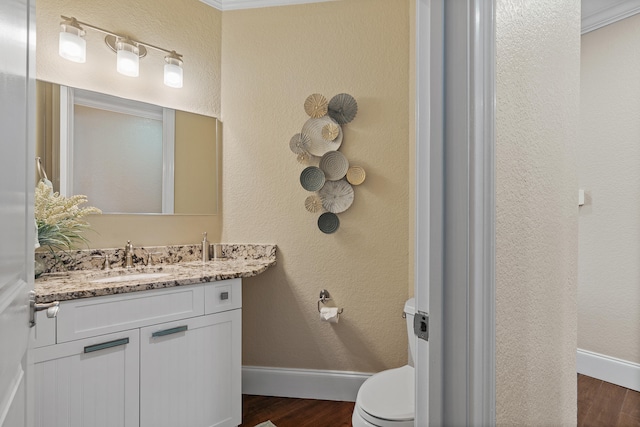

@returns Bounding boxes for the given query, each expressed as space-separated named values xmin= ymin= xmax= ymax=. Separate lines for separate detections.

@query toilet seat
xmin=353 ymin=365 xmax=414 ymax=427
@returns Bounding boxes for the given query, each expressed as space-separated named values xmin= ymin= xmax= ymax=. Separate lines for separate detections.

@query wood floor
xmin=240 ymin=375 xmax=640 ymax=427
xmin=578 ymin=374 xmax=640 ymax=427
xmin=240 ymin=395 xmax=354 ymax=427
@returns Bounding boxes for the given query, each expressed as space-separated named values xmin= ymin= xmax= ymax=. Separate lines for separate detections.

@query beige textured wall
xmin=36 ymin=0 xmax=222 ymax=248
xmin=174 ymin=111 xmax=219 ymax=215
xmin=221 ymin=0 xmax=411 ymax=372
xmin=579 ymin=14 xmax=640 ymax=364
xmin=496 ymin=0 xmax=580 ymax=425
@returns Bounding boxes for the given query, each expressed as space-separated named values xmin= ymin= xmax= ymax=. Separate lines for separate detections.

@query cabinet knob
xmin=220 ymin=292 xmax=229 ymax=300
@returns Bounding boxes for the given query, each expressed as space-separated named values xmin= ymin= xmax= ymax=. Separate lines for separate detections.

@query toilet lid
xmin=357 ymin=365 xmax=414 ymax=421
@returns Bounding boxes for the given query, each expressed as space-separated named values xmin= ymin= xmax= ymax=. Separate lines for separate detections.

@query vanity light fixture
xmin=58 ymin=17 xmax=86 ymax=63
xmin=58 ymin=16 xmax=184 ymax=88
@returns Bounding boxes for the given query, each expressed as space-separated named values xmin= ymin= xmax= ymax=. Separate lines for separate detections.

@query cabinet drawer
xmin=204 ymin=278 xmax=241 ymax=314
xmin=56 ymin=285 xmax=205 ymax=343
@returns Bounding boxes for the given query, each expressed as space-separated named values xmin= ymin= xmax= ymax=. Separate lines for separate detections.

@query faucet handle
xmin=91 ymin=254 xmax=111 ymax=270
xmin=145 ymin=252 xmax=162 ymax=266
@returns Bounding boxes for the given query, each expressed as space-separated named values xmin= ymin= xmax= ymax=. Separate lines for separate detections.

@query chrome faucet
xmin=124 ymin=240 xmax=134 ymax=268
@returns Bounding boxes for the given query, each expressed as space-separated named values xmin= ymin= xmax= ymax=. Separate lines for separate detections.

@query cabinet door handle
xmin=152 ymin=325 xmax=188 ymax=338
xmin=220 ymin=291 xmax=229 ymax=300
xmin=84 ymin=338 xmax=130 ymax=353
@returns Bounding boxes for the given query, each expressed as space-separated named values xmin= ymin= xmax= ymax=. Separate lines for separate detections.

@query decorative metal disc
xmin=297 ymin=152 xmax=311 ymax=165
xmin=301 ymin=116 xmax=343 ymax=156
xmin=319 ymin=151 xmax=349 ymax=181
xmin=328 ymin=93 xmax=358 ymax=124
xmin=304 ymin=195 xmax=322 ymax=213
xmin=300 ymin=166 xmax=326 ymax=192
xmin=289 ymin=133 xmax=311 ymax=155
xmin=319 ymin=179 xmax=354 ymax=213
xmin=304 ymin=93 xmax=328 ymax=118
xmin=318 ymin=212 xmax=340 ymax=234
xmin=346 ymin=165 xmax=366 ymax=185
xmin=321 ymin=123 xmax=340 ymax=141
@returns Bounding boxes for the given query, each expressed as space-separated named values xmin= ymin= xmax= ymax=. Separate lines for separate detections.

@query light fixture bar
xmin=60 ymin=16 xmax=183 ymax=58
xmin=59 ymin=15 xmax=184 ymax=88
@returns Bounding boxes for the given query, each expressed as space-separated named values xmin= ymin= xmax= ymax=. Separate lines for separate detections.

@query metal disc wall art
xmin=301 ymin=116 xmax=343 ymax=156
xmin=319 ymin=151 xmax=349 ymax=181
xmin=328 ymin=93 xmax=358 ymax=124
xmin=300 ymin=166 xmax=326 ymax=192
xmin=305 ymin=195 xmax=322 ymax=213
xmin=318 ymin=180 xmax=354 ymax=214
xmin=318 ymin=212 xmax=340 ymax=234
xmin=300 ymin=166 xmax=325 ymax=191
xmin=304 ymin=93 xmax=329 ymax=118
xmin=346 ymin=165 xmax=366 ymax=185
xmin=322 ymin=123 xmax=340 ymax=141
xmin=288 ymin=92 xmax=364 ymax=233
xmin=289 ymin=133 xmax=311 ymax=155
xmin=297 ymin=152 xmax=311 ymax=165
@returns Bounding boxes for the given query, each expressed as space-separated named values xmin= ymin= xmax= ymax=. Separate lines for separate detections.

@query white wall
xmin=496 ymin=0 xmax=580 ymax=425
xmin=579 ymin=14 xmax=640 ymax=366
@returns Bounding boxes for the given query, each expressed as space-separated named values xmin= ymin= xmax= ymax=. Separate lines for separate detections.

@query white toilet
xmin=352 ymin=298 xmax=416 ymax=427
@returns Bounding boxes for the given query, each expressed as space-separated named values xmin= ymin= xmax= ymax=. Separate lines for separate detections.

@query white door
xmin=414 ymin=0 xmax=436 ymax=424
xmin=415 ymin=1 xmax=495 ymax=425
xmin=0 ymin=0 xmax=36 ymax=426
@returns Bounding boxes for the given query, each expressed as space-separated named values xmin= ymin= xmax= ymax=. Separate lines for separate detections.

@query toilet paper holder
xmin=317 ymin=289 xmax=344 ymax=314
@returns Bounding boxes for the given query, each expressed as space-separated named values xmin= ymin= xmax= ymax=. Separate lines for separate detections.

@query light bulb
xmin=164 ymin=63 xmax=183 ymax=88
xmin=164 ymin=52 xmax=183 ymax=88
xmin=116 ymin=38 xmax=139 ymax=77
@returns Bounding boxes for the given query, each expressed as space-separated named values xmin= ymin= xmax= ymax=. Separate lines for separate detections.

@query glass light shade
xmin=116 ymin=40 xmax=139 ymax=77
xmin=59 ymin=31 xmax=86 ymax=63
xmin=164 ymin=63 xmax=183 ymax=88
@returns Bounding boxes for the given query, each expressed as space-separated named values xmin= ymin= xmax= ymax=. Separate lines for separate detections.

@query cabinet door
xmin=33 ymin=329 xmax=140 ymax=427
xmin=140 ymin=310 xmax=241 ymax=427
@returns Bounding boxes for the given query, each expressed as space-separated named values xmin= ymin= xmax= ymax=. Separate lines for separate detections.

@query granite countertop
xmin=35 ymin=244 xmax=276 ymax=304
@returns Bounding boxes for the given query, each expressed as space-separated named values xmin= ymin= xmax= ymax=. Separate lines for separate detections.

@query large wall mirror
xmin=36 ymin=81 xmax=219 ymax=215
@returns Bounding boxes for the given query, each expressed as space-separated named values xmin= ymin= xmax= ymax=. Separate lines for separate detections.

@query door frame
xmin=414 ymin=0 xmax=496 ymax=425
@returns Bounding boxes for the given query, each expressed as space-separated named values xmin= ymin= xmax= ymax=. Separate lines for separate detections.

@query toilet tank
xmin=404 ymin=298 xmax=416 ymax=365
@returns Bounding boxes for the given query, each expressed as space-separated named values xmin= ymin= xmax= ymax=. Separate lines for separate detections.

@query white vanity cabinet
xmin=139 ymin=310 xmax=241 ymax=427
xmin=33 ymin=278 xmax=242 ymax=427
xmin=33 ymin=329 xmax=140 ymax=427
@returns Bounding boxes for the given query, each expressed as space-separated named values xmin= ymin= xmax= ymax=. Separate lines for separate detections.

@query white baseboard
xmin=577 ymin=349 xmax=640 ymax=392
xmin=242 ymin=366 xmax=371 ymax=402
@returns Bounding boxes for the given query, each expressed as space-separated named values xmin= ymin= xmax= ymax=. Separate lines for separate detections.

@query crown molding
xmin=199 ymin=0 xmax=335 ymax=11
xmin=200 ymin=0 xmax=223 ymax=10
xmin=582 ymin=0 xmax=640 ymax=34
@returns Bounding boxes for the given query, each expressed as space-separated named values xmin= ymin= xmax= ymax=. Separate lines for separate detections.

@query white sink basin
xmin=90 ymin=272 xmax=171 ymax=284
